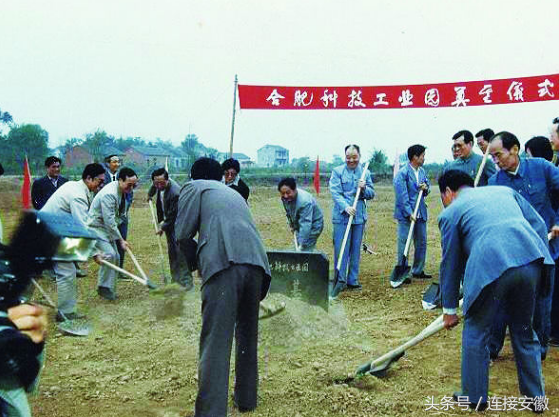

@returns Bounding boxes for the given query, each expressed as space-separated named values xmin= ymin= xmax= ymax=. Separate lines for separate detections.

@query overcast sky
xmin=1 ymin=1 xmax=557 ymax=164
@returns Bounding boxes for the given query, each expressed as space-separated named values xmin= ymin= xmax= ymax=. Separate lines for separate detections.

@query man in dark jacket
xmin=31 ymin=156 xmax=68 ymax=210
xmin=150 ymin=168 xmax=192 ymax=289
xmin=176 ymin=158 xmax=271 ymax=417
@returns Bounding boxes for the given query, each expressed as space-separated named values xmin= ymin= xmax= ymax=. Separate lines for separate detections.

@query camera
xmin=0 ymin=210 xmax=97 ymax=389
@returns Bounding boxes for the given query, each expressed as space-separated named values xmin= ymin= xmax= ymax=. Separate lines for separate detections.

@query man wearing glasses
xmin=102 ymin=154 xmax=133 ymax=272
xmin=89 ymin=167 xmax=138 ymax=301
xmin=40 ymin=163 xmax=106 ymax=321
xmin=444 ymin=130 xmax=496 ymax=186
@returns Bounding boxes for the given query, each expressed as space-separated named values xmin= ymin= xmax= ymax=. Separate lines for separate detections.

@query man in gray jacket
xmin=89 ymin=167 xmax=138 ymax=300
xmin=150 ymin=168 xmax=193 ymax=289
xmin=176 ymin=158 xmax=271 ymax=417
xmin=278 ymin=177 xmax=323 ymax=251
xmin=40 ymin=163 xmax=106 ymax=320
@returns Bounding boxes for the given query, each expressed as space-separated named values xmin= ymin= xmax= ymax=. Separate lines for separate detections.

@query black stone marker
xmin=266 ymin=250 xmax=329 ymax=311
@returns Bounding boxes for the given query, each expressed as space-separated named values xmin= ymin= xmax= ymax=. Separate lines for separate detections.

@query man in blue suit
xmin=443 ymin=130 xmax=496 ymax=186
xmin=488 ymin=131 xmax=559 ymax=360
xmin=439 ymin=170 xmax=552 ymax=410
xmin=329 ymin=145 xmax=375 ymax=296
xmin=392 ymin=144 xmax=431 ymax=288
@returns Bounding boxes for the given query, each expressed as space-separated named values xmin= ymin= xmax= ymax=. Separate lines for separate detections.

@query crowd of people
xmin=1 ymin=116 xmax=559 ymax=415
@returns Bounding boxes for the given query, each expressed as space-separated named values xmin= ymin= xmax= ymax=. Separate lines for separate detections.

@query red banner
xmin=238 ymin=73 xmax=559 ymax=110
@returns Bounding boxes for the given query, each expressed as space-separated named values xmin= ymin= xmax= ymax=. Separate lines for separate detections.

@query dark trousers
xmin=195 ymin=264 xmax=264 ymax=417
xmin=489 ymin=259 xmax=555 ymax=358
xmin=117 ymin=220 xmax=128 ymax=269
xmin=463 ymin=261 xmax=544 ymax=404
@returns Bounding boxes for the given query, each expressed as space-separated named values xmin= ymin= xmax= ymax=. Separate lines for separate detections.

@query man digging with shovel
xmin=40 ymin=163 xmax=106 ymax=322
xmin=176 ymin=158 xmax=271 ymax=417
xmin=149 ymin=168 xmax=193 ymax=290
xmin=437 ymin=170 xmax=552 ymax=412
xmin=278 ymin=177 xmax=324 ymax=252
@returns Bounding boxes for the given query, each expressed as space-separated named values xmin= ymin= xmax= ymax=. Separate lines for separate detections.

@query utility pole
xmin=229 ymin=74 xmax=238 ymax=158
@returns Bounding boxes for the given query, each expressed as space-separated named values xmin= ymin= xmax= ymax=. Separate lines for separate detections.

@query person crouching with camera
xmin=0 ymin=304 xmax=48 ymax=417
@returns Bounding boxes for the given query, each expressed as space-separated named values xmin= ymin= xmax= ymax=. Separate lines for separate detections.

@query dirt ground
xmin=1 ymin=178 xmax=558 ymax=416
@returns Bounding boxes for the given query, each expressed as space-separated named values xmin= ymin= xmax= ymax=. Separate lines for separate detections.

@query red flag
xmin=313 ymin=156 xmax=320 ymax=195
xmin=21 ymin=157 xmax=32 ymax=209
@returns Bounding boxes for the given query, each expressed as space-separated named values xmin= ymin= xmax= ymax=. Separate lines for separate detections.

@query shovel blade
xmin=368 ymin=351 xmax=405 ymax=377
xmin=58 ymin=320 xmax=92 ymax=337
xmin=390 ymin=263 xmax=411 ymax=286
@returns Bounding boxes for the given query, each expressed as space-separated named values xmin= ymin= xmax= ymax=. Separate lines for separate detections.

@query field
xmin=1 ymin=178 xmax=558 ymax=417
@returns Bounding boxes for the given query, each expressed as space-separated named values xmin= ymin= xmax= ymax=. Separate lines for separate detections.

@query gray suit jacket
xmin=438 ymin=186 xmax=554 ymax=316
xmin=176 ymin=180 xmax=271 ymax=296
xmin=155 ymin=179 xmax=181 ymax=233
xmin=88 ymin=181 xmax=123 ymax=241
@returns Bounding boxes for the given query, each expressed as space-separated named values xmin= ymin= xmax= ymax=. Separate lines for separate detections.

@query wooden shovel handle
xmin=336 ymin=161 xmax=370 ymax=271
xmin=125 ymin=246 xmax=150 ymax=283
xmin=99 ymin=258 xmax=147 ymax=285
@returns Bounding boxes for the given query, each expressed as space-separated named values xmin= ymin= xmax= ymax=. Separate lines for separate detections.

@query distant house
xmin=257 ymin=145 xmax=289 ymax=167
xmin=64 ymin=145 xmax=125 ymax=168
xmin=217 ymin=152 xmax=253 ymax=169
xmin=125 ymin=146 xmax=171 ymax=167
xmin=103 ymin=146 xmax=126 ymax=160
xmin=64 ymin=145 xmax=92 ymax=168
xmin=170 ymin=148 xmax=189 ymax=170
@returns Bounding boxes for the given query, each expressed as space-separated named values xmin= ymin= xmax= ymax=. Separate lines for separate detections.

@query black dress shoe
xmin=97 ymin=286 xmax=117 ymax=301
xmin=234 ymin=400 xmax=255 ymax=413
xmin=452 ymin=392 xmax=488 ymax=411
xmin=549 ymin=337 xmax=559 ymax=347
xmin=412 ymin=272 xmax=433 ymax=279
xmin=347 ymin=283 xmax=363 ymax=291
xmin=76 ymin=268 xmax=87 ymax=278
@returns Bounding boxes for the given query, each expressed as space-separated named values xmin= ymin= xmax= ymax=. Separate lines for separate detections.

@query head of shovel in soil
xmin=57 ymin=314 xmax=92 ymax=337
xmin=334 ymin=351 xmax=405 ymax=385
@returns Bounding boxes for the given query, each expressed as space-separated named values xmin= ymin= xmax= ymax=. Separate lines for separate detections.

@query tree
xmin=331 ymin=154 xmax=343 ymax=166
xmin=205 ymin=147 xmax=220 ymax=160
xmin=0 ymin=109 xmax=13 ymax=125
xmin=4 ymin=124 xmax=49 ymax=172
xmin=181 ymin=134 xmax=200 ymax=169
xmin=83 ymin=130 xmax=113 ymax=162
xmin=115 ymin=136 xmax=146 ymax=150
xmin=368 ymin=149 xmax=390 ymax=175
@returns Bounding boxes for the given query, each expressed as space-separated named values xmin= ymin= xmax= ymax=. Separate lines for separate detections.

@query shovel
xmin=339 ymin=299 xmax=463 ymax=383
xmin=148 ymin=199 xmax=171 ymax=284
xmin=473 ymin=143 xmax=491 ymax=187
xmin=293 ymin=232 xmax=300 ymax=251
xmin=390 ymin=189 xmax=424 ymax=287
xmin=31 ymin=278 xmax=91 ymax=337
xmin=331 ymin=161 xmax=370 ymax=298
xmin=125 ymin=247 xmax=159 ymax=289
xmin=98 ymin=259 xmax=158 ymax=289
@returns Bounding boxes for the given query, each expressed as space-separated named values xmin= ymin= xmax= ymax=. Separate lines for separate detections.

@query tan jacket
xmin=88 ymin=181 xmax=123 ymax=241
